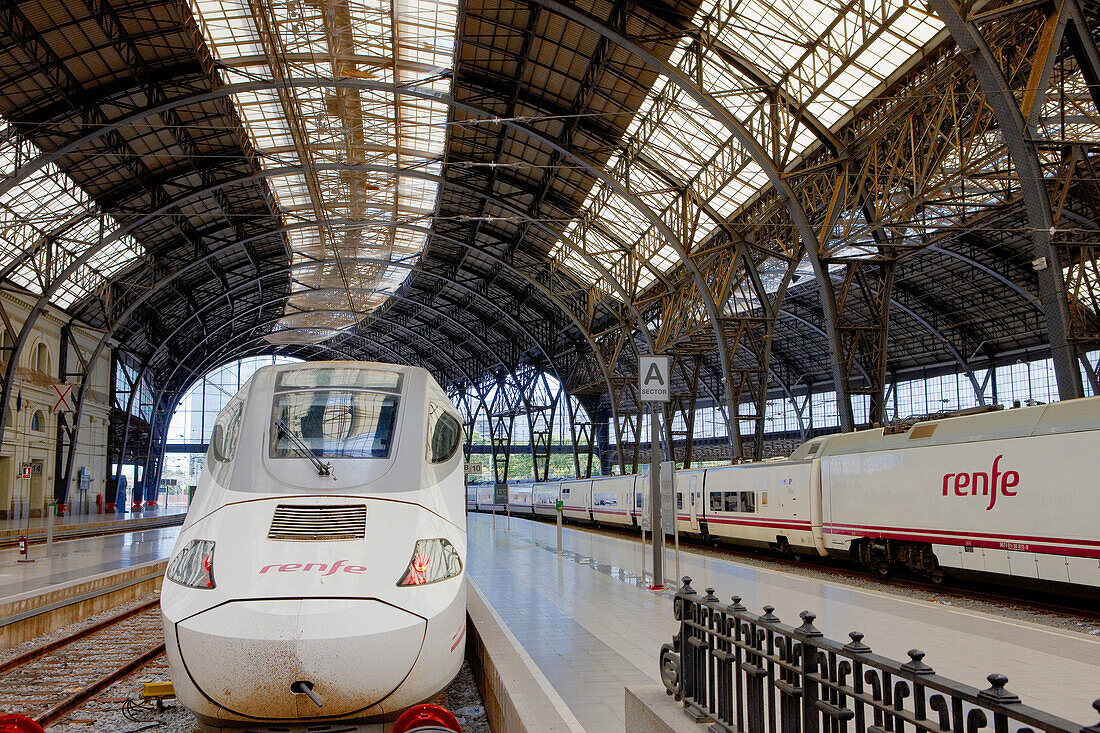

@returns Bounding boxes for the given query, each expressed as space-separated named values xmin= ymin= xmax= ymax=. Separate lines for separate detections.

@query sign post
xmin=556 ymin=499 xmax=563 ymax=554
xmin=639 ymin=355 xmax=670 ymax=590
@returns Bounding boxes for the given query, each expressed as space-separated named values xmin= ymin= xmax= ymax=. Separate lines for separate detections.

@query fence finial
xmin=978 ymin=674 xmax=1020 ymax=705
xmin=902 ymin=649 xmax=934 ymax=675
xmin=844 ymin=631 xmax=871 ymax=653
xmin=760 ymin=605 xmax=780 ymax=623
xmin=730 ymin=595 xmax=746 ymax=612
xmin=704 ymin=588 xmax=719 ymax=603
xmin=796 ymin=611 xmax=823 ymax=637
xmin=681 ymin=576 xmax=696 ymax=595
xmin=1081 ymin=699 xmax=1100 ymax=733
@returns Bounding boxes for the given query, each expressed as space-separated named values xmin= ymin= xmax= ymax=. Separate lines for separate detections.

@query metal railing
xmin=659 ymin=577 xmax=1100 ymax=733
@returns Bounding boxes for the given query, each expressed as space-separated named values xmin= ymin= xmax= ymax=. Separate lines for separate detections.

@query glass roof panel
xmin=191 ymin=0 xmax=456 ymax=344
xmin=552 ymin=0 xmax=944 ymax=300
xmin=0 ymin=129 xmax=145 ymax=311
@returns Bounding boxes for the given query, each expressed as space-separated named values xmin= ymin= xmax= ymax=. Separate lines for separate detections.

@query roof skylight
xmin=0 ymin=133 xmax=145 ymax=311
xmin=552 ymin=0 xmax=942 ymax=298
xmin=190 ymin=0 xmax=456 ymax=343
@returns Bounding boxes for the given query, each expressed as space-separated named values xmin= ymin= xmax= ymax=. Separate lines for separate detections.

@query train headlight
xmin=397 ymin=539 xmax=463 ymax=586
xmin=167 ymin=540 xmax=216 ymax=589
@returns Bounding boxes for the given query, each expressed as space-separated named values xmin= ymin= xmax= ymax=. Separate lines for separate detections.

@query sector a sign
xmin=638 ymin=355 xmax=670 ymax=402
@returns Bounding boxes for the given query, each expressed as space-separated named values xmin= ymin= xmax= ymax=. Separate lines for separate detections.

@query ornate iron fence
xmin=659 ymin=577 xmax=1100 ymax=733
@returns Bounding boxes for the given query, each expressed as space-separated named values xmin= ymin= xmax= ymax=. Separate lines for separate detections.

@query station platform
xmin=0 ymin=505 xmax=186 ymax=546
xmin=466 ymin=513 xmax=1100 ymax=731
xmin=0 ymin=525 xmax=180 ymax=601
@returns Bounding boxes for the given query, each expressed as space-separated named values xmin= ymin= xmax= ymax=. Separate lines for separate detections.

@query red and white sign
xmin=20 ymin=465 xmax=31 ymax=479
xmin=52 ymin=383 xmax=73 ymax=412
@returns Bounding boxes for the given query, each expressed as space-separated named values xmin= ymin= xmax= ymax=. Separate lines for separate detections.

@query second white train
xmin=470 ymin=397 xmax=1100 ymax=595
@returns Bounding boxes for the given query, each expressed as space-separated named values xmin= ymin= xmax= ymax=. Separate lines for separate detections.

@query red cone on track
xmin=0 ymin=714 xmax=45 ymax=733
xmin=392 ymin=703 xmax=462 ymax=733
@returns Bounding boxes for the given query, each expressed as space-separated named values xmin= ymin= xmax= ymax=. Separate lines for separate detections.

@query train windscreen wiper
xmin=274 ymin=419 xmax=333 ymax=477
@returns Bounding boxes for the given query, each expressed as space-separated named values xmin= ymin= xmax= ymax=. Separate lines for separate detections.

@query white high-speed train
xmin=162 ymin=362 xmax=466 ymax=732
xmin=471 ymin=396 xmax=1100 ymax=596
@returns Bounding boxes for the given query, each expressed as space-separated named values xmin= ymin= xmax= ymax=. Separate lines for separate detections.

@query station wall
xmin=0 ymin=290 xmax=111 ymax=519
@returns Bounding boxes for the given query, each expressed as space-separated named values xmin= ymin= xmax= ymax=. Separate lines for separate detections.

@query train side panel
xmin=508 ymin=483 xmax=534 ymax=516
xmin=591 ymin=475 xmax=636 ymax=527
xmin=701 ymin=461 xmax=819 ymax=552
xmin=821 ymin=428 xmax=1100 ymax=587
xmin=533 ymin=482 xmax=561 ymax=518
xmin=561 ymin=479 xmax=592 ymax=521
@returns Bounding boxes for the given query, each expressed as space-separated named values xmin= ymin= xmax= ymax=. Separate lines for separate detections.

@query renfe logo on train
xmin=941 ymin=454 xmax=1018 ymax=511
xmin=258 ymin=559 xmax=365 ymax=575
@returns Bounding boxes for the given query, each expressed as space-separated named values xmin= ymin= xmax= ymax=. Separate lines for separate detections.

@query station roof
xmin=0 ymin=0 xmax=1095 ymax=417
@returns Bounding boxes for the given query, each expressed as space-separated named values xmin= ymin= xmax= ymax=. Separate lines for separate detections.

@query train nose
xmin=174 ymin=599 xmax=425 ymax=719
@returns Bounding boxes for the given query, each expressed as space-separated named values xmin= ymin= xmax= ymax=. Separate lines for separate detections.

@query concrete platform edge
xmin=625 ymin=686 xmax=713 ymax=733
xmin=0 ymin=559 xmax=167 ymax=651
xmin=466 ymin=578 xmax=587 ymax=733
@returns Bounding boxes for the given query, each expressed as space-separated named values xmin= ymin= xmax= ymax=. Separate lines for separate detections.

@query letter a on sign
xmin=639 ymin=355 xmax=671 ymax=402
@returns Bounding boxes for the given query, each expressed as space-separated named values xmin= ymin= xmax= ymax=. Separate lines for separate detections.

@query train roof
xmin=788 ymin=395 xmax=1099 ymax=459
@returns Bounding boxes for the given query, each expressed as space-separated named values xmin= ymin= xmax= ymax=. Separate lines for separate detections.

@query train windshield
xmin=270 ymin=390 xmax=399 ymax=459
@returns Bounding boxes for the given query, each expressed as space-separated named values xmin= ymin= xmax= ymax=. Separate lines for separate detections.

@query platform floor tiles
xmin=466 ymin=513 xmax=1100 ymax=732
xmin=0 ymin=504 xmax=187 ymax=534
xmin=0 ymin=525 xmax=180 ymax=600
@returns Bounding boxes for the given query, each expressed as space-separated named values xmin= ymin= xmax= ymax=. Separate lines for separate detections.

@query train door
xmin=685 ymin=474 xmax=700 ymax=532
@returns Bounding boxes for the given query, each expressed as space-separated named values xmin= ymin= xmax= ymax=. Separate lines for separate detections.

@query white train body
xmin=162 ymin=362 xmax=467 ymax=732
xmin=473 ymin=397 xmax=1100 ymax=594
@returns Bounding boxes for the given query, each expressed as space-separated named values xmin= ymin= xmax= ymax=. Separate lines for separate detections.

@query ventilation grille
xmin=268 ymin=504 xmax=366 ymax=541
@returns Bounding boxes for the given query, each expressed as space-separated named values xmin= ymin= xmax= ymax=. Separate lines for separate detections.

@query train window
xmin=562 ymin=487 xmax=570 ymax=495
xmin=710 ymin=492 xmax=722 ymax=511
xmin=724 ymin=491 xmax=739 ymax=512
xmin=276 ymin=367 xmax=402 ymax=393
xmin=270 ymin=390 xmax=399 ymax=459
xmin=740 ymin=492 xmax=756 ymax=513
xmin=593 ymin=492 xmax=617 ymax=507
xmin=676 ymin=493 xmax=683 ymax=510
xmin=427 ymin=404 xmax=462 ymax=463
xmin=209 ymin=398 xmax=244 ymax=463
xmin=636 ymin=493 xmax=643 ymax=508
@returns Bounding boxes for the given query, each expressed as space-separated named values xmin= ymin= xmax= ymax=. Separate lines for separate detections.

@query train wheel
xmin=392 ymin=704 xmax=462 ymax=733
xmin=876 ymin=563 xmax=890 ymax=577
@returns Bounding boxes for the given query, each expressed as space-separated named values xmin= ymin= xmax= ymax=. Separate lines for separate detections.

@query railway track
xmin=0 ymin=598 xmax=165 ymax=728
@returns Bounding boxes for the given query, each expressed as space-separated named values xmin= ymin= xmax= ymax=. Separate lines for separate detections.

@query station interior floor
xmin=0 ymin=504 xmax=187 ymax=534
xmin=465 ymin=513 xmax=1100 ymax=730
xmin=3 ymin=510 xmax=1097 ymax=732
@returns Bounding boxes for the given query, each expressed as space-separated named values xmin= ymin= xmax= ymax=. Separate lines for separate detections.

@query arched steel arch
xmin=0 ymin=79 xmax=740 ymax=451
xmin=928 ymin=0 xmax=1087 ymax=400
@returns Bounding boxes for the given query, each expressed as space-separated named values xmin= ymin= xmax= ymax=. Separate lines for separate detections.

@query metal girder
xmin=524 ymin=0 xmax=858 ymax=430
xmin=928 ymin=0 xmax=1084 ymax=400
xmin=0 ymin=82 xmax=708 ymax=461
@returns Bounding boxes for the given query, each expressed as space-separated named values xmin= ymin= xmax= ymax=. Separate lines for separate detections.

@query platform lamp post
xmin=639 ymin=355 xmax=670 ymax=590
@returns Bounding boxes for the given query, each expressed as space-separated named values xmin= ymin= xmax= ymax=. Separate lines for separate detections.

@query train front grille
xmin=267 ymin=504 xmax=367 ymax=541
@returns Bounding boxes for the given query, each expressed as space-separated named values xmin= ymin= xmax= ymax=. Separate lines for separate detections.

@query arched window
xmin=31 ymin=410 xmax=44 ymax=432
xmin=35 ymin=343 xmax=48 ymax=374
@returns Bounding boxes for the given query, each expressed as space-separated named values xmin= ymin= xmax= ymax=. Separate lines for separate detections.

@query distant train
xmin=469 ymin=397 xmax=1100 ymax=596
xmin=162 ymin=362 xmax=466 ymax=732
